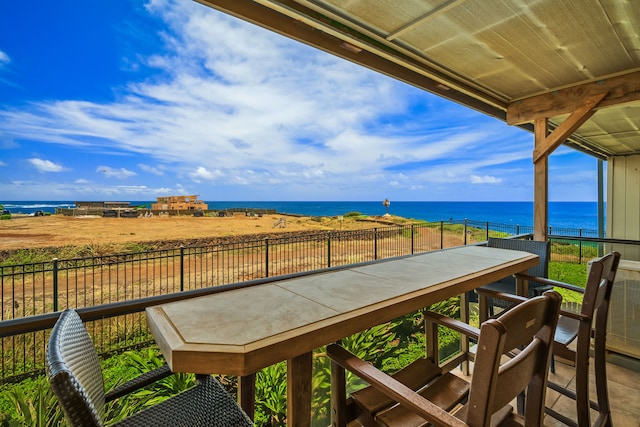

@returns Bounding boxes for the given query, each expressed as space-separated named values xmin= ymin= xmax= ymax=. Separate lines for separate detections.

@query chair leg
xmin=478 ymin=293 xmax=489 ymax=323
xmin=593 ymin=318 xmax=613 ymax=427
xmin=574 ymin=330 xmax=592 ymax=427
xmin=517 ymin=391 xmax=525 ymax=415
xmin=331 ymin=351 xmax=348 ymax=427
xmin=460 ymin=292 xmax=470 ymax=375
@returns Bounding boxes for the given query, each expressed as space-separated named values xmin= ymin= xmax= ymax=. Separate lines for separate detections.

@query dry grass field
xmin=0 ymin=213 xmax=403 ymax=251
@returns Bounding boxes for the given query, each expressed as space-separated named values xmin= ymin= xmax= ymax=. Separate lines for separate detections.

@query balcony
xmin=1 ymin=223 xmax=639 ymax=426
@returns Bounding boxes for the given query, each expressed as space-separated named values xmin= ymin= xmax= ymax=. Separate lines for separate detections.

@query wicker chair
xmin=46 ymin=308 xmax=253 ymax=427
xmin=476 ymin=237 xmax=551 ymax=321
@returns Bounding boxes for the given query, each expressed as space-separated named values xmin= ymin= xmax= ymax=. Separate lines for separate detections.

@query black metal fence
xmin=0 ymin=219 xmax=614 ymax=383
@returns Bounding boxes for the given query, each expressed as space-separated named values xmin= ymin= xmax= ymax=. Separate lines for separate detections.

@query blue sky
xmin=0 ymin=0 xmax=601 ymax=202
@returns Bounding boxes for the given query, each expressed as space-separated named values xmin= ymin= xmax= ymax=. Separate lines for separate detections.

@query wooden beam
xmin=507 ymin=70 xmax=640 ymax=125
xmin=532 ymin=93 xmax=607 ymax=163
xmin=534 ymin=118 xmax=548 ymax=242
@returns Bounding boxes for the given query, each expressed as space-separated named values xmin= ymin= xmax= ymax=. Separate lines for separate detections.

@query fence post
xmin=374 ymin=228 xmax=378 ymax=260
xmin=265 ymin=238 xmax=269 ymax=278
xmin=516 ymin=224 xmax=520 ymax=235
xmin=464 ymin=219 xmax=468 ymax=245
xmin=179 ymin=245 xmax=185 ymax=292
xmin=485 ymin=222 xmax=489 ymax=241
xmin=53 ymin=258 xmax=59 ymax=312
xmin=440 ymin=221 xmax=444 ymax=249
xmin=411 ymin=224 xmax=415 ymax=254
xmin=579 ymin=228 xmax=583 ymax=264
xmin=327 ymin=232 xmax=332 ymax=268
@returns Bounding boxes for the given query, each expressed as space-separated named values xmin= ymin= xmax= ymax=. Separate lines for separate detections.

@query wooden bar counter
xmin=147 ymin=245 xmax=538 ymax=426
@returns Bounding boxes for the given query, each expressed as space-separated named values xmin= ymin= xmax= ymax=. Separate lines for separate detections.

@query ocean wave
xmin=3 ymin=203 xmax=74 ymax=209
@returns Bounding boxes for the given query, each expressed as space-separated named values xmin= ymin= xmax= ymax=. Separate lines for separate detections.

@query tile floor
xmin=343 ymin=355 xmax=640 ymax=426
xmin=543 ymin=356 xmax=640 ymax=427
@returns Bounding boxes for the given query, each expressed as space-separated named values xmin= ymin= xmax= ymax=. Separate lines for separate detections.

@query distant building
xmin=151 ymin=195 xmax=208 ymax=211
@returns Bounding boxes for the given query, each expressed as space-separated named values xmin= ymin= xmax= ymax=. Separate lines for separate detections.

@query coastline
xmin=1 ymin=200 xmax=602 ymax=231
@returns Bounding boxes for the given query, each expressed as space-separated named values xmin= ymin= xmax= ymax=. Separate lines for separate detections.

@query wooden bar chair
xmin=328 ymin=290 xmax=562 ymax=427
xmin=46 ymin=308 xmax=253 ymax=427
xmin=477 ymin=251 xmax=621 ymax=427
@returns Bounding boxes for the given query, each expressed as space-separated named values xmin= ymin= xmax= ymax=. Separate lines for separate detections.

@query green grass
xmin=548 ymin=261 xmax=588 ymax=304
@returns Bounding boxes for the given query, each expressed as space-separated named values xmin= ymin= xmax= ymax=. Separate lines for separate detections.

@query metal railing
xmin=1 ymin=224 xmax=448 ymax=319
xmin=1 ymin=222 xmax=450 ymax=382
xmin=0 ymin=219 xmax=620 ymax=383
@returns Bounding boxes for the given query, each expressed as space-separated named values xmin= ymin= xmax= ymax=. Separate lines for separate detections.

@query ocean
xmin=1 ymin=200 xmax=602 ymax=232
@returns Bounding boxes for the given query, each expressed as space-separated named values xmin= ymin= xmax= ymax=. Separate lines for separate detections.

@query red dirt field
xmin=0 ymin=213 xmax=404 ymax=251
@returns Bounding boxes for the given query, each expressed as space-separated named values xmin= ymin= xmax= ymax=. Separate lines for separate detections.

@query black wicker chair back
xmin=476 ymin=238 xmax=551 ymax=321
xmin=46 ymin=308 xmax=254 ymax=427
xmin=46 ymin=309 xmax=106 ymax=426
xmin=486 ymin=237 xmax=551 ymax=296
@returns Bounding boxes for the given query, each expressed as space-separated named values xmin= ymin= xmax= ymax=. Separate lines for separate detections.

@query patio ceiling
xmin=196 ymin=0 xmax=640 ymax=160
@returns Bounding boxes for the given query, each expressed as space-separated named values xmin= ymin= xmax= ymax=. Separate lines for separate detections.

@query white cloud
xmin=470 ymin=175 xmax=502 ymax=184
xmin=97 ymin=166 xmax=137 ymax=179
xmin=139 ymin=163 xmax=165 ymax=175
xmin=0 ymin=160 xmax=6 ymax=167
xmin=0 ymin=50 xmax=9 ymax=67
xmin=0 ymin=0 xmax=542 ymax=200
xmin=0 ymin=177 xmax=194 ymax=200
xmin=29 ymin=158 xmax=64 ymax=172
xmin=189 ymin=166 xmax=224 ymax=182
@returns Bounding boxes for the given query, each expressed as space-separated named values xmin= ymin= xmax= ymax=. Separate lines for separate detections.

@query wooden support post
xmin=534 ymin=118 xmax=549 ymax=242
xmin=238 ymin=373 xmax=256 ymax=421
xmin=530 ymin=93 xmax=607 ymax=242
xmin=287 ymin=351 xmax=312 ymax=427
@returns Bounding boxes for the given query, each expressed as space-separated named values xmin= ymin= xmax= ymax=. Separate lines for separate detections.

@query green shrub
xmin=307 ymin=321 xmax=401 ymax=427
xmin=0 ymin=376 xmax=64 ymax=427
xmin=104 ymin=348 xmax=198 ymax=422
xmin=255 ymin=363 xmax=287 ymax=426
xmin=0 ymin=348 xmax=198 ymax=426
